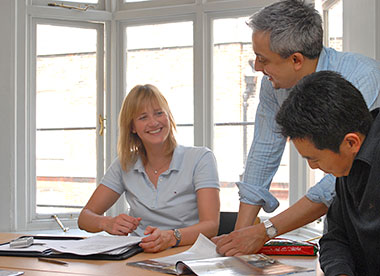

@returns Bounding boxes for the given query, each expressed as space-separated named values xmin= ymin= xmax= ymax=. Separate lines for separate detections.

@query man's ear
xmin=290 ymin=53 xmax=305 ymax=71
xmin=342 ymin=133 xmax=363 ymax=155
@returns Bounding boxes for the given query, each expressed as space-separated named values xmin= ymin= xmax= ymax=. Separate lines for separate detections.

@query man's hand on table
xmin=211 ymin=223 xmax=267 ymax=256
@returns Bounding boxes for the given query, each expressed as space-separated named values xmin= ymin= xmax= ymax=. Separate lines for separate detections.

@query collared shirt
xmin=101 ymin=145 xmax=220 ymax=236
xmin=238 ymin=47 xmax=380 ymax=212
xmin=319 ymin=108 xmax=380 ymax=276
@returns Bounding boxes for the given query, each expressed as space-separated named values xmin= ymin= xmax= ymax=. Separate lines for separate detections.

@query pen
xmin=305 ymin=235 xmax=322 ymax=242
xmin=38 ymin=257 xmax=69 ymax=266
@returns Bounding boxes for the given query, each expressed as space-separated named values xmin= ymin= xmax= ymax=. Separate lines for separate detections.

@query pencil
xmin=38 ymin=257 xmax=69 ymax=266
xmin=305 ymin=235 xmax=322 ymax=242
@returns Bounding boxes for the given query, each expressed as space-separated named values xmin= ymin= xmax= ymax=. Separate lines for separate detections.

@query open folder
xmin=0 ymin=234 xmax=143 ymax=260
xmin=127 ymin=234 xmax=314 ymax=275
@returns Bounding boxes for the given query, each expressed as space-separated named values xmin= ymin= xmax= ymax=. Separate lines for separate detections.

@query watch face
xmin=174 ymin=229 xmax=181 ymax=240
xmin=267 ymin=227 xmax=276 ymax=237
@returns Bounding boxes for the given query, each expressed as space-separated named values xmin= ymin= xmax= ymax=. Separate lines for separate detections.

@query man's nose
xmin=254 ymin=57 xmax=263 ymax=72
xmin=307 ymin=160 xmax=319 ymax=170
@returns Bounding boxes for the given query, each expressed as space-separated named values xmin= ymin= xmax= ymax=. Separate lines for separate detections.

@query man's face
xmin=252 ymin=31 xmax=299 ymax=89
xmin=292 ymin=138 xmax=355 ymax=177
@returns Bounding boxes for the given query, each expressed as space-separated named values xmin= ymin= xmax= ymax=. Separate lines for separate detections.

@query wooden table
xmin=0 ymin=233 xmax=322 ymax=275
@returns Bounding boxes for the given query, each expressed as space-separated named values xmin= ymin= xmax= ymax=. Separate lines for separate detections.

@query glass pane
xmin=327 ymin=0 xmax=343 ymax=51
xmin=213 ymin=17 xmax=289 ymax=213
xmin=126 ymin=22 xmax=194 ymax=146
xmin=36 ymin=24 xmax=98 ymax=215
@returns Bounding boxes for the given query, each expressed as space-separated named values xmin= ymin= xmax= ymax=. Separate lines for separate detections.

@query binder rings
xmin=0 ymin=235 xmax=143 ymax=260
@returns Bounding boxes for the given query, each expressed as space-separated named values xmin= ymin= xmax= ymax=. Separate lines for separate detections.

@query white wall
xmin=0 ymin=0 xmax=379 ymax=232
xmin=0 ymin=0 xmax=15 ymax=231
xmin=343 ymin=0 xmax=380 ymax=60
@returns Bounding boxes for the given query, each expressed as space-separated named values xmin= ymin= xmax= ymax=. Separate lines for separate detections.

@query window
xmin=212 ymin=17 xmax=289 ymax=214
xmin=34 ymin=23 xmax=102 ymax=216
xmin=16 ymin=0 xmax=307 ymax=231
xmin=125 ymin=21 xmax=194 ymax=146
xmin=315 ymin=0 xmax=343 ymax=51
xmin=18 ymin=7 xmax=107 ymax=229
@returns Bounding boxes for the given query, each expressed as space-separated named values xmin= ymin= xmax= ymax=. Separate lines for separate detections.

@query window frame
xmin=16 ymin=2 xmax=110 ymax=230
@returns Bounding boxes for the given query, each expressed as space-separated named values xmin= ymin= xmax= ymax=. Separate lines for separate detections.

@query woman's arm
xmin=78 ymin=184 xmax=141 ymax=235
xmin=140 ymin=187 xmax=220 ymax=252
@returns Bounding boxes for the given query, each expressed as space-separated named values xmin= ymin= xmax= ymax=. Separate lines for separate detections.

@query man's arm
xmin=235 ymin=78 xmax=288 ymax=227
xmin=234 ymin=202 xmax=261 ymax=230
xmin=213 ymin=196 xmax=328 ymax=256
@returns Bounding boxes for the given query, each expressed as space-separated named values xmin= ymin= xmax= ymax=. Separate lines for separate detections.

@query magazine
xmin=127 ymin=234 xmax=314 ymax=275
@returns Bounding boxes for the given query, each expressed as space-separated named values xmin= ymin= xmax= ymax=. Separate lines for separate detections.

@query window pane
xmin=126 ymin=22 xmax=194 ymax=146
xmin=213 ymin=17 xmax=290 ymax=213
xmin=327 ymin=0 xmax=342 ymax=51
xmin=36 ymin=24 xmax=98 ymax=215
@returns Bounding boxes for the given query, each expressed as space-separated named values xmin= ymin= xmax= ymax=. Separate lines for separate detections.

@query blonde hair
xmin=117 ymin=84 xmax=177 ymax=171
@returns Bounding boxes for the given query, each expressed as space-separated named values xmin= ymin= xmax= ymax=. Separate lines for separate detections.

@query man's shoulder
xmin=324 ymin=47 xmax=380 ymax=75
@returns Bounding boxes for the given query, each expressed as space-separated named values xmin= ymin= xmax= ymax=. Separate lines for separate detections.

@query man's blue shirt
xmin=238 ymin=47 xmax=380 ymax=212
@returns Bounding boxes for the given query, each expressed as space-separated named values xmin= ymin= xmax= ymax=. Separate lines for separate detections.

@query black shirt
xmin=319 ymin=108 xmax=380 ymax=276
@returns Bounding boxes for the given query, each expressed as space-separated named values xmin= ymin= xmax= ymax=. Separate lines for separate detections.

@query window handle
xmin=47 ymin=3 xmax=94 ymax=11
xmin=99 ymin=114 xmax=105 ymax=136
xmin=52 ymin=215 xmax=69 ymax=232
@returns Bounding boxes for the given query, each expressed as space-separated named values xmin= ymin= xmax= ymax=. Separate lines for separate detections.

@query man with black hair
xmin=276 ymin=71 xmax=380 ymax=276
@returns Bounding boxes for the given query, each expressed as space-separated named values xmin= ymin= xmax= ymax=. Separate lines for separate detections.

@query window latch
xmin=99 ymin=114 xmax=106 ymax=136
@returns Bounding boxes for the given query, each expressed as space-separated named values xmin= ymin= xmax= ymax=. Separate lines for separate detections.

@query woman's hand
xmin=139 ymin=226 xmax=175 ymax=253
xmin=103 ymin=214 xmax=141 ymax=235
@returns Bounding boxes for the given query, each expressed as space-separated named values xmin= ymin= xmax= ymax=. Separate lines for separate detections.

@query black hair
xmin=276 ymin=71 xmax=373 ymax=152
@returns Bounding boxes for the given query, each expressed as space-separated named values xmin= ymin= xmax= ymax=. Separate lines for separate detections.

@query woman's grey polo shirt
xmin=100 ymin=145 xmax=220 ymax=236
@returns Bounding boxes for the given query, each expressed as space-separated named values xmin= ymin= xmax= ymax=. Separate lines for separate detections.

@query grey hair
xmin=247 ymin=0 xmax=323 ymax=59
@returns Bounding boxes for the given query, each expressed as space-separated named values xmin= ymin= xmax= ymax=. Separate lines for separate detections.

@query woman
xmin=78 ymin=84 xmax=220 ymax=253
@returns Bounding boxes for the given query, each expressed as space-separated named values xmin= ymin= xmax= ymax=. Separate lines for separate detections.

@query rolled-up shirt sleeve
xmin=237 ymin=78 xmax=287 ymax=213
xmin=306 ymin=174 xmax=336 ymax=207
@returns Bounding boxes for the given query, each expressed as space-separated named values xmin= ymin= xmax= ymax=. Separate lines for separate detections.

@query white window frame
xmin=15 ymin=0 xmax=111 ymax=231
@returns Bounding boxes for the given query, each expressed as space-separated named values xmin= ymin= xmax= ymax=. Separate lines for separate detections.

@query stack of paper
xmin=0 ymin=235 xmax=142 ymax=256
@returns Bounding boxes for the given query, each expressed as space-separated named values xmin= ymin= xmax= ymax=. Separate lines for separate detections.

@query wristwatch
xmin=263 ymin=219 xmax=278 ymax=239
xmin=172 ymin=229 xmax=182 ymax=247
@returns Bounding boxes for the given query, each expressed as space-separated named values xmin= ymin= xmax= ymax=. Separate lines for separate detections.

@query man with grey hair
xmin=212 ymin=0 xmax=380 ymax=256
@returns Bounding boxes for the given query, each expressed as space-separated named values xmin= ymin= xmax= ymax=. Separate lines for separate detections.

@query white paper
xmin=0 ymin=235 xmax=141 ymax=256
xmin=46 ymin=235 xmax=142 ymax=255
xmin=152 ymin=233 xmax=221 ymax=264
xmin=0 ymin=270 xmax=24 ymax=276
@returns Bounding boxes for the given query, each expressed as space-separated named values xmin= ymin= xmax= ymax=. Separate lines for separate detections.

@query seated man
xmin=276 ymin=71 xmax=380 ymax=275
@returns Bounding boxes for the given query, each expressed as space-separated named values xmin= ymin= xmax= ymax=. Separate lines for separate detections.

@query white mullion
xmin=106 ymin=20 xmax=127 ymax=218
xmin=28 ymin=18 xmax=38 ymax=225
xmin=96 ymin=23 xmax=105 ymax=186
xmin=193 ymin=4 xmax=207 ymax=147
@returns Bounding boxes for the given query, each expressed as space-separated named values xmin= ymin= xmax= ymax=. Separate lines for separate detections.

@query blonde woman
xmin=78 ymin=84 xmax=220 ymax=253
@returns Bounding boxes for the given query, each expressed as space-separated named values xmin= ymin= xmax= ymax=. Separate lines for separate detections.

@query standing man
xmin=276 ymin=71 xmax=380 ymax=276
xmin=213 ymin=0 xmax=380 ymax=256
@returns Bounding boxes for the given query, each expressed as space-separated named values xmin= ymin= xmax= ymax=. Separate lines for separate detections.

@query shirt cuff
xmin=306 ymin=174 xmax=336 ymax=207
xmin=236 ymin=181 xmax=279 ymax=213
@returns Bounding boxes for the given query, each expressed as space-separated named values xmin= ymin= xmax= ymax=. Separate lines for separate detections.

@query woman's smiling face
xmin=132 ymin=101 xmax=170 ymax=148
